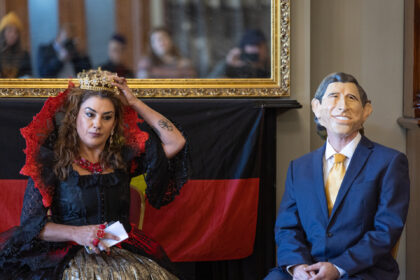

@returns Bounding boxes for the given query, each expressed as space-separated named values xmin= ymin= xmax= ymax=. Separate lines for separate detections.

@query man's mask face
xmin=312 ymin=82 xmax=372 ymax=140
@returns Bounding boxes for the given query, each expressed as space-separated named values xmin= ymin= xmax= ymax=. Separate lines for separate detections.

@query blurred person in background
xmin=209 ymin=29 xmax=270 ymax=79
xmin=136 ymin=27 xmax=196 ymax=79
xmin=38 ymin=24 xmax=91 ymax=78
xmin=99 ymin=34 xmax=133 ymax=78
xmin=0 ymin=12 xmax=31 ymax=78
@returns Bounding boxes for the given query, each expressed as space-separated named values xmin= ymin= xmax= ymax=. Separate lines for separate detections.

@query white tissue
xmin=98 ymin=221 xmax=128 ymax=251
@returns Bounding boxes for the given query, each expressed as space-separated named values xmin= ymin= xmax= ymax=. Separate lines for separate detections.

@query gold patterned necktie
xmin=325 ymin=153 xmax=346 ymax=216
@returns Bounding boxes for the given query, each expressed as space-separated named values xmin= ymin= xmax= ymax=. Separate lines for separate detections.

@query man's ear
xmin=311 ymin=98 xmax=321 ymax=118
xmin=362 ymin=102 xmax=373 ymax=122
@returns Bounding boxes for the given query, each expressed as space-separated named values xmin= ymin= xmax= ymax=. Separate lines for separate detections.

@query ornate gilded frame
xmin=0 ymin=0 xmax=290 ymax=98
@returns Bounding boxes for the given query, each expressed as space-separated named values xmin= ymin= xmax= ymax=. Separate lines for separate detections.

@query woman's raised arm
xmin=112 ymin=76 xmax=186 ymax=158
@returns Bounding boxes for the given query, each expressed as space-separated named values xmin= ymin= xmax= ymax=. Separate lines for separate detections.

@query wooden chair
xmin=391 ymin=238 xmax=400 ymax=259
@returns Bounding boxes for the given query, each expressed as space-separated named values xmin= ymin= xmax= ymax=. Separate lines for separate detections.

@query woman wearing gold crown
xmin=0 ymin=69 xmax=189 ymax=279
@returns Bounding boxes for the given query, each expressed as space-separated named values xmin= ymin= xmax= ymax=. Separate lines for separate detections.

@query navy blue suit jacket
xmin=275 ymin=136 xmax=409 ymax=279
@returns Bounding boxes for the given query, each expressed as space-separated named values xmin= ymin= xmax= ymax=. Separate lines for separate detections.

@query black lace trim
xmin=141 ymin=122 xmax=190 ymax=209
xmin=0 ymin=179 xmax=68 ymax=272
xmin=0 ymin=216 xmax=47 ymax=269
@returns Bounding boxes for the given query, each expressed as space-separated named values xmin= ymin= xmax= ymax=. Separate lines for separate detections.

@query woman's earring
xmin=110 ymin=130 xmax=114 ymax=146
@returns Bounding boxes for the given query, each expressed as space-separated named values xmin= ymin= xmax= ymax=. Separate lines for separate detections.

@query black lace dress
xmin=0 ymin=126 xmax=189 ymax=280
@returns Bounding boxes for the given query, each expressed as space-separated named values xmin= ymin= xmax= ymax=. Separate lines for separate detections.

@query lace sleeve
xmin=20 ymin=178 xmax=48 ymax=225
xmin=129 ymin=122 xmax=190 ymax=209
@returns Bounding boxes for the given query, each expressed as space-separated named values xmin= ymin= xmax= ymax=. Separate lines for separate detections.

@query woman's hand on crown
xmin=112 ymin=76 xmax=138 ymax=107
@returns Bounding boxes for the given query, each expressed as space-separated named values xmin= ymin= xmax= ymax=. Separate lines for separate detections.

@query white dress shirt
xmin=323 ymin=132 xmax=361 ymax=185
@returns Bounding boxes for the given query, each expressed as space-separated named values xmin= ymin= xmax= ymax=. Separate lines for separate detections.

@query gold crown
xmin=77 ymin=68 xmax=118 ymax=94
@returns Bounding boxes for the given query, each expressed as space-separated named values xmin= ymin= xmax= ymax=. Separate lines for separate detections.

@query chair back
xmin=391 ymin=238 xmax=400 ymax=259
xmin=129 ymin=185 xmax=146 ymax=229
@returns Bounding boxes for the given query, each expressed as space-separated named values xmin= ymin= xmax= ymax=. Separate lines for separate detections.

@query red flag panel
xmin=143 ymin=178 xmax=260 ymax=262
xmin=0 ymin=179 xmax=27 ymax=231
xmin=0 ymin=178 xmax=260 ymax=262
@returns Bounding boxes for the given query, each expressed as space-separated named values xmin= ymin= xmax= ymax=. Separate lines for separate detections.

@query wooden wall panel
xmin=404 ymin=0 xmax=415 ymax=117
xmin=116 ymin=0 xmax=150 ymax=74
xmin=402 ymin=2 xmax=420 ymax=279
xmin=58 ymin=0 xmax=87 ymax=52
xmin=415 ymin=0 xmax=420 ymax=117
xmin=404 ymin=0 xmax=420 ymax=118
xmin=405 ymin=124 xmax=420 ymax=280
xmin=405 ymin=0 xmax=420 ymax=118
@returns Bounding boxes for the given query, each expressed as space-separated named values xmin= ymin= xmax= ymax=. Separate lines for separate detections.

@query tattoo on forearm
xmin=158 ymin=119 xmax=174 ymax=132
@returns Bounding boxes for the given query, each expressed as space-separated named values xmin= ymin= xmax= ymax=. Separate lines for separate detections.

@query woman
xmin=136 ymin=27 xmax=196 ymax=79
xmin=0 ymin=68 xmax=189 ymax=279
xmin=0 ymin=12 xmax=31 ymax=78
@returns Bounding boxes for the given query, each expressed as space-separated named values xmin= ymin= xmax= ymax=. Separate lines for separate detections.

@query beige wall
xmin=276 ymin=0 xmax=407 ymax=278
xmin=309 ymin=0 xmax=405 ymax=152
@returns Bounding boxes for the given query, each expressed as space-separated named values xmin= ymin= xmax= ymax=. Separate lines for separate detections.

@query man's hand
xmin=226 ymin=47 xmax=246 ymax=67
xmin=57 ymin=48 xmax=70 ymax=62
xmin=304 ymin=262 xmax=340 ymax=280
xmin=291 ymin=264 xmax=316 ymax=280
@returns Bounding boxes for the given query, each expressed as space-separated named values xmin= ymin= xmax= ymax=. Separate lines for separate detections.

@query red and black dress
xmin=0 ymin=84 xmax=189 ymax=279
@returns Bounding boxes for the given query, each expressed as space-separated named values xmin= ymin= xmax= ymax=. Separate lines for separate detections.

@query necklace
xmin=74 ymin=157 xmax=103 ymax=174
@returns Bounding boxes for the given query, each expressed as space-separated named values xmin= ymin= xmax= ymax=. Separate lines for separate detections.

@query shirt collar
xmin=325 ymin=132 xmax=362 ymax=161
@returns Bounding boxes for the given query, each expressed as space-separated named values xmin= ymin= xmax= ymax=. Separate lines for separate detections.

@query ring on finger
xmin=97 ymin=229 xmax=105 ymax=239
xmin=92 ymin=238 xmax=100 ymax=247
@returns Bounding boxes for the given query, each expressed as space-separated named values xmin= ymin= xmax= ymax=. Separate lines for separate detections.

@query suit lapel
xmin=312 ymin=144 xmax=329 ymax=224
xmin=329 ymin=136 xmax=373 ymax=220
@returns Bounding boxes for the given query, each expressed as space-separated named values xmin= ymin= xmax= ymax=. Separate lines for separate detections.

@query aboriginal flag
xmin=0 ymin=98 xmax=275 ymax=274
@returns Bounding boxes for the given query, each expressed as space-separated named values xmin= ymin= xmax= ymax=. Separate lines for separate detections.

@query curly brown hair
xmin=53 ymin=88 xmax=126 ymax=180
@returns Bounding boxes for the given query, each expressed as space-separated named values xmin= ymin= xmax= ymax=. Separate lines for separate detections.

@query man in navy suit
xmin=266 ymin=72 xmax=410 ymax=279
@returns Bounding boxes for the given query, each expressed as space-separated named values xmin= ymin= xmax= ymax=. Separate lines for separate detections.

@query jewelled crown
xmin=77 ymin=68 xmax=118 ymax=94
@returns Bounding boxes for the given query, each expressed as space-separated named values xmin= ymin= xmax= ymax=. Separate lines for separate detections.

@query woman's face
xmin=4 ymin=25 xmax=19 ymax=46
xmin=150 ymin=31 xmax=172 ymax=56
xmin=76 ymin=96 xmax=116 ymax=150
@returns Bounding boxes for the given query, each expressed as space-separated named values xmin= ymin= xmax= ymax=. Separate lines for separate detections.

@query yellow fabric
xmin=130 ymin=174 xmax=147 ymax=229
xmin=130 ymin=174 xmax=147 ymax=194
xmin=325 ymin=153 xmax=346 ymax=216
xmin=0 ymin=12 xmax=23 ymax=33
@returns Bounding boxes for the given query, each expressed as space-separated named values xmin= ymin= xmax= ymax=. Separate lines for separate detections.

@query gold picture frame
xmin=0 ymin=0 xmax=290 ymax=98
